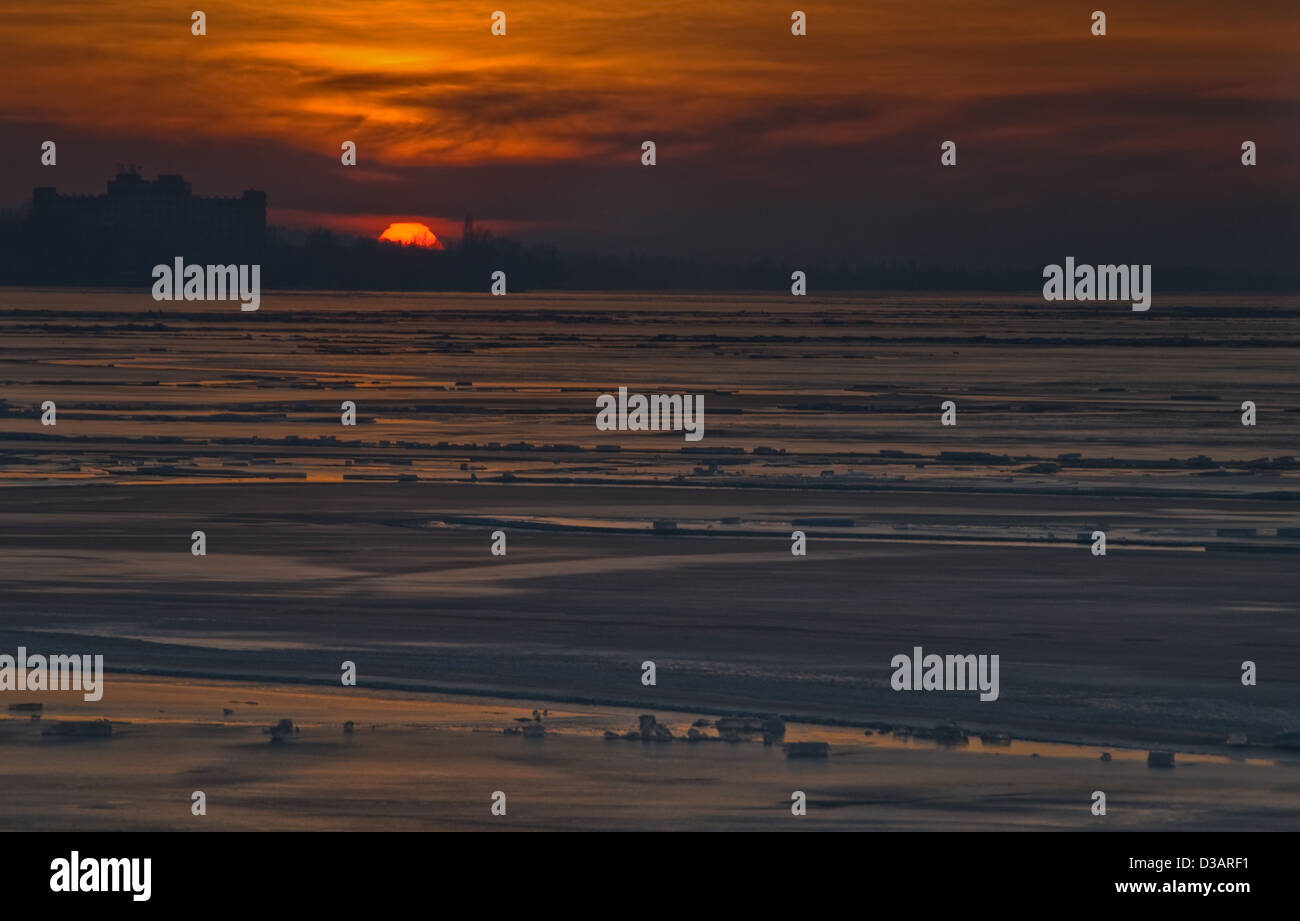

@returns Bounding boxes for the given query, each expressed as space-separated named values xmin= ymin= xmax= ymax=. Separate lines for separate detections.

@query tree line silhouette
xmin=1 ymin=209 xmax=1296 ymax=293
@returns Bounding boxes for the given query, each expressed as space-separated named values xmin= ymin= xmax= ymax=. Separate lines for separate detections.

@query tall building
xmin=27 ymin=169 xmax=266 ymax=283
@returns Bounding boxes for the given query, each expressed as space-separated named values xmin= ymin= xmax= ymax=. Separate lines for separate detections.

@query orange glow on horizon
xmin=378 ymin=222 xmax=443 ymax=249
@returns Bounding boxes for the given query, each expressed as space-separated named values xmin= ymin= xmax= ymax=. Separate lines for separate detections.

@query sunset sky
xmin=1 ymin=0 xmax=1297 ymax=268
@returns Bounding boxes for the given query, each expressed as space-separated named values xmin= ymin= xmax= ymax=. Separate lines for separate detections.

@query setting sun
xmin=378 ymin=222 xmax=443 ymax=249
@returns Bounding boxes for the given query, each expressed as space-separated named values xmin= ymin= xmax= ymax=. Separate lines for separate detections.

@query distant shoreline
xmin=4 ymin=282 xmax=1300 ymax=295
xmin=67 ymin=668 xmax=1292 ymax=762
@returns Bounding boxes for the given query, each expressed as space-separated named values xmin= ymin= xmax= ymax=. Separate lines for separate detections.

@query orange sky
xmin=1 ymin=1 xmax=1298 ymax=264
xmin=5 ymin=1 xmax=1297 ymax=165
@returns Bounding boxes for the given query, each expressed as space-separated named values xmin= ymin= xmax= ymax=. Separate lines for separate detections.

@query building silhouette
xmin=26 ymin=169 xmax=266 ymax=283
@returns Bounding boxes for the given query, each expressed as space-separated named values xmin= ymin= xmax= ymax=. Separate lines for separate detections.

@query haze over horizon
xmin=1 ymin=0 xmax=1298 ymax=271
